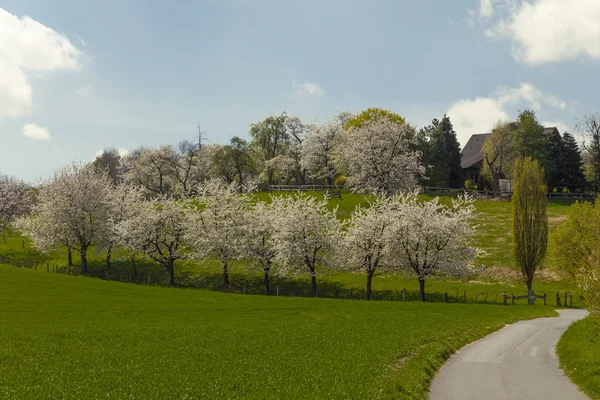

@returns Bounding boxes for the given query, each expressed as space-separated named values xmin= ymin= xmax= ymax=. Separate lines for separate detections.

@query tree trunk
xmin=419 ymin=278 xmax=426 ymax=302
xmin=105 ymin=247 xmax=112 ymax=272
xmin=263 ymin=262 xmax=270 ymax=292
xmin=80 ymin=245 xmax=88 ymax=275
xmin=131 ymin=255 xmax=137 ymax=276
xmin=222 ymin=261 xmax=230 ymax=287
xmin=366 ymin=272 xmax=374 ymax=301
xmin=67 ymin=246 xmax=73 ymax=267
xmin=166 ymin=261 xmax=175 ymax=287
xmin=311 ymin=274 xmax=317 ymax=297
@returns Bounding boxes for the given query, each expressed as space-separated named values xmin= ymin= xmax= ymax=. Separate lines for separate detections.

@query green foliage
xmin=249 ymin=113 xmax=290 ymax=184
xmin=550 ymin=200 xmax=600 ymax=279
xmin=211 ymin=136 xmax=255 ymax=186
xmin=557 ymin=318 xmax=600 ymax=399
xmin=481 ymin=121 xmax=517 ymax=191
xmin=513 ymin=109 xmax=546 ymax=162
xmin=420 ymin=115 xmax=463 ymax=188
xmin=512 ymin=157 xmax=548 ymax=291
xmin=560 ymin=132 xmax=586 ymax=192
xmin=345 ymin=108 xmax=406 ymax=130
xmin=464 ymin=179 xmax=474 ymax=190
xmin=0 ymin=266 xmax=555 ymax=399
xmin=334 ymin=176 xmax=346 ymax=188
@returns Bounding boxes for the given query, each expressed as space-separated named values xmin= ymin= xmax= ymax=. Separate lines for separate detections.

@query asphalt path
xmin=430 ymin=309 xmax=589 ymax=400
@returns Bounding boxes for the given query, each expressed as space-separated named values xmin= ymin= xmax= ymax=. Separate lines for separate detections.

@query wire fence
xmin=0 ymin=254 xmax=576 ymax=306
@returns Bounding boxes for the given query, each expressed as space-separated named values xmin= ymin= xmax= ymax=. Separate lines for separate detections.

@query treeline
xmin=479 ymin=110 xmax=600 ymax=193
xmin=93 ymin=108 xmax=464 ymax=197
xmin=14 ymin=164 xmax=477 ymax=301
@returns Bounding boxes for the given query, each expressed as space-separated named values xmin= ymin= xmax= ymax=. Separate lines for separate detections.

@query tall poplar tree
xmin=512 ymin=157 xmax=548 ymax=297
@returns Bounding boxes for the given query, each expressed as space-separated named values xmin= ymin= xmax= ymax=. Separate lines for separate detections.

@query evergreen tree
xmin=544 ymin=130 xmax=564 ymax=191
xmin=513 ymin=109 xmax=546 ymax=163
xmin=420 ymin=115 xmax=463 ymax=188
xmin=560 ymin=132 xmax=586 ymax=192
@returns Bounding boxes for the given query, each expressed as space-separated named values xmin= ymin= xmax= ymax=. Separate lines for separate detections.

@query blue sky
xmin=1 ymin=0 xmax=600 ymax=182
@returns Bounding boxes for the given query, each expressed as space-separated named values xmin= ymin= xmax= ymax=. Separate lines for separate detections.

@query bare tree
xmin=577 ymin=114 xmax=600 ymax=194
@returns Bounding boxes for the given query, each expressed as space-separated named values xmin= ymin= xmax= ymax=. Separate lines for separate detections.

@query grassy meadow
xmin=0 ymin=266 xmax=557 ymax=399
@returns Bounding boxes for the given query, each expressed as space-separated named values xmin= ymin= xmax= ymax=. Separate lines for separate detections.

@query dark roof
xmin=543 ymin=127 xmax=560 ymax=136
xmin=460 ymin=133 xmax=490 ymax=169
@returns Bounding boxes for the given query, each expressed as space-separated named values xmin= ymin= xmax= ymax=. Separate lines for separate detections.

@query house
xmin=461 ymin=133 xmax=490 ymax=183
xmin=460 ymin=127 xmax=560 ymax=184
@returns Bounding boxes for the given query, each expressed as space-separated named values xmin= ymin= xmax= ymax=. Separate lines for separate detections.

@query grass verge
xmin=557 ymin=317 xmax=600 ymax=400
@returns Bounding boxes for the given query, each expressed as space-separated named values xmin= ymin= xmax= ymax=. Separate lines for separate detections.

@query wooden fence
xmin=269 ymin=184 xmax=336 ymax=192
xmin=0 ymin=254 xmax=578 ymax=306
xmin=421 ymin=186 xmax=596 ymax=201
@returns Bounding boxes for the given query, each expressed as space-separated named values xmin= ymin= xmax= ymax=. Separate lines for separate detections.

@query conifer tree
xmin=560 ymin=132 xmax=586 ymax=192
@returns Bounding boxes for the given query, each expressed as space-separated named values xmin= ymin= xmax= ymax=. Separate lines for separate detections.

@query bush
xmin=464 ymin=179 xmax=474 ymax=190
xmin=334 ymin=176 xmax=347 ymax=188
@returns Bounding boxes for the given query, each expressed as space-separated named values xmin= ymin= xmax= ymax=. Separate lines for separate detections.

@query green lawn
xmin=0 ymin=266 xmax=557 ymax=399
xmin=557 ymin=317 xmax=600 ymax=400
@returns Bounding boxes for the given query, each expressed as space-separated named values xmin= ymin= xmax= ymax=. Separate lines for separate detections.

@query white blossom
xmin=387 ymin=192 xmax=478 ymax=300
xmin=302 ymin=117 xmax=344 ymax=185
xmin=0 ymin=174 xmax=31 ymax=235
xmin=242 ymin=200 xmax=278 ymax=290
xmin=270 ymin=193 xmax=342 ymax=296
xmin=117 ymin=197 xmax=188 ymax=286
xmin=18 ymin=163 xmax=114 ymax=274
xmin=185 ymin=179 xmax=250 ymax=286
xmin=341 ymin=195 xmax=398 ymax=299
xmin=336 ymin=117 xmax=424 ymax=196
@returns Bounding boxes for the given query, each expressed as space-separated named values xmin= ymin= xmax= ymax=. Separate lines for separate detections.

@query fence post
xmin=242 ymin=282 xmax=246 ymax=294
xmin=503 ymin=293 xmax=507 ymax=305
xmin=147 ymin=272 xmax=151 ymax=284
xmin=334 ymin=289 xmax=338 ymax=299
xmin=556 ymin=292 xmax=560 ymax=306
xmin=475 ymin=293 xmax=479 ymax=303
xmin=402 ymin=288 xmax=406 ymax=302
xmin=570 ymin=293 xmax=573 ymax=307
xmin=46 ymin=263 xmax=49 ymax=272
xmin=276 ymin=285 xmax=279 ymax=296
xmin=444 ymin=292 xmax=448 ymax=303
xmin=564 ymin=292 xmax=568 ymax=307
xmin=511 ymin=294 xmax=515 ymax=305
xmin=484 ymin=293 xmax=488 ymax=303
xmin=195 ymin=279 xmax=199 ymax=289
xmin=22 ymin=239 xmax=24 ymax=249
xmin=495 ymin=293 xmax=499 ymax=303
xmin=544 ymin=293 xmax=547 ymax=306
xmin=463 ymin=291 xmax=466 ymax=303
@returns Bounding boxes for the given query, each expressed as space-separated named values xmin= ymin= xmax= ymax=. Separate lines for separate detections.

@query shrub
xmin=464 ymin=179 xmax=474 ymax=190
xmin=334 ymin=176 xmax=347 ymax=188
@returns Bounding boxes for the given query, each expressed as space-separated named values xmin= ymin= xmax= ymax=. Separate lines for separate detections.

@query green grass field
xmin=557 ymin=317 xmax=600 ymax=400
xmin=0 ymin=266 xmax=557 ymax=399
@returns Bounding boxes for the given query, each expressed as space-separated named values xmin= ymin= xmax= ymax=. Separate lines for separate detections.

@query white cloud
xmin=479 ymin=0 xmax=494 ymax=18
xmin=447 ymin=82 xmax=566 ymax=146
xmin=475 ymin=0 xmax=600 ymax=65
xmin=0 ymin=8 xmax=81 ymax=118
xmin=22 ymin=123 xmax=51 ymax=140
xmin=292 ymin=79 xmax=325 ymax=96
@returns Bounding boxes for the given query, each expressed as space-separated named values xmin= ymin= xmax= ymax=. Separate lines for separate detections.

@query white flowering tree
xmin=0 ymin=174 xmax=31 ymax=236
xmin=243 ymin=200 xmax=277 ymax=291
xmin=388 ymin=193 xmax=477 ymax=301
xmin=118 ymin=198 xmax=187 ymax=286
xmin=270 ymin=194 xmax=342 ymax=296
xmin=18 ymin=163 xmax=114 ymax=274
xmin=336 ymin=117 xmax=424 ymax=196
xmin=185 ymin=180 xmax=250 ymax=287
xmin=341 ymin=196 xmax=398 ymax=300
xmin=302 ymin=117 xmax=343 ymax=185
xmin=101 ymin=183 xmax=144 ymax=272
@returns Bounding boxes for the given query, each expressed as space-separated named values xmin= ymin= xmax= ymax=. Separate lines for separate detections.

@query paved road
xmin=430 ymin=309 xmax=589 ymax=400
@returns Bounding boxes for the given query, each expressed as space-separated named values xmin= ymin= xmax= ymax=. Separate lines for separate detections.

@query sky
xmin=1 ymin=0 xmax=600 ymax=182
